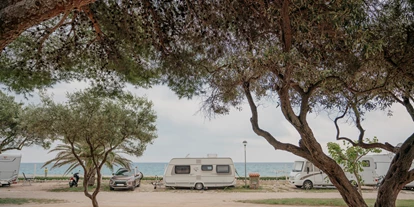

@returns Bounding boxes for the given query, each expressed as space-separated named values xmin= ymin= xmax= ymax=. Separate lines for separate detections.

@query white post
xmin=243 ymin=140 xmax=247 ymax=188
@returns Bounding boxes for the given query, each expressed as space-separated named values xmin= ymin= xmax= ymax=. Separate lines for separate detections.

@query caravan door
xmin=360 ymin=157 xmax=376 ymax=185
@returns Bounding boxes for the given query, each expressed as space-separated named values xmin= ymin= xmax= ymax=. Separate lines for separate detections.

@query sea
xmin=20 ymin=162 xmax=293 ymax=178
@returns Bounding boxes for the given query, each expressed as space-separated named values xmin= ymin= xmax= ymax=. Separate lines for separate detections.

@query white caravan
xmin=289 ymin=157 xmax=377 ymax=189
xmin=0 ymin=154 xmax=22 ymax=186
xmin=163 ymin=157 xmax=236 ymax=190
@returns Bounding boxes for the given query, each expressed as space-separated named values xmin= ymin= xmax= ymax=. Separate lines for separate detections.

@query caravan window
xmin=175 ymin=165 xmax=190 ymax=174
xmin=362 ymin=160 xmax=370 ymax=167
xmin=202 ymin=165 xmax=213 ymax=171
xmin=216 ymin=165 xmax=230 ymax=173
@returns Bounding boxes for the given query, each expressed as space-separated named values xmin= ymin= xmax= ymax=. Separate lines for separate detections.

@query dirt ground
xmin=1 ymin=180 xmax=414 ymax=207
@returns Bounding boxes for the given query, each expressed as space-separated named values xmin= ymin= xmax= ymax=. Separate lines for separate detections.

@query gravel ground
xmin=1 ymin=180 xmax=413 ymax=207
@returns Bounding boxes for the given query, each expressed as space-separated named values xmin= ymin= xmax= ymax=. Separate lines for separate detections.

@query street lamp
xmin=243 ymin=140 xmax=247 ymax=188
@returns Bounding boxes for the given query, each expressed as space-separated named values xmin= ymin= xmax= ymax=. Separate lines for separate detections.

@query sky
xmin=6 ymin=81 xmax=414 ymax=163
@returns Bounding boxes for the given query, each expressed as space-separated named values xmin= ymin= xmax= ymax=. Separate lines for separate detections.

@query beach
xmin=1 ymin=180 xmax=414 ymax=207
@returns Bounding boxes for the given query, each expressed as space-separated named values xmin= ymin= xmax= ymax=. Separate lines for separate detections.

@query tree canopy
xmin=0 ymin=90 xmax=50 ymax=153
xmin=1 ymin=1 xmax=413 ymax=207
xmin=30 ymin=89 xmax=157 ymax=207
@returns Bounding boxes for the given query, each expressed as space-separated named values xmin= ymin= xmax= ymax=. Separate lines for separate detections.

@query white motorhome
xmin=163 ymin=157 xmax=236 ymax=190
xmin=0 ymin=154 xmax=22 ymax=186
xmin=289 ymin=157 xmax=377 ymax=189
xmin=366 ymin=154 xmax=414 ymax=189
xmin=289 ymin=154 xmax=414 ymax=190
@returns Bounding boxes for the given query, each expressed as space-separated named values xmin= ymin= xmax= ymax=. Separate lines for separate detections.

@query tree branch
xmin=335 ymin=104 xmax=397 ymax=152
xmin=242 ymin=80 xmax=309 ymax=158
xmin=402 ymin=96 xmax=414 ymax=122
xmin=335 ymin=106 xmax=349 ymax=140
xmin=81 ymin=5 xmax=103 ymax=41
xmin=0 ymin=0 xmax=96 ymax=52
xmin=38 ymin=11 xmax=71 ymax=53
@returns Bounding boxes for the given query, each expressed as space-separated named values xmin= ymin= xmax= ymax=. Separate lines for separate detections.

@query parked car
xmin=109 ymin=168 xmax=143 ymax=191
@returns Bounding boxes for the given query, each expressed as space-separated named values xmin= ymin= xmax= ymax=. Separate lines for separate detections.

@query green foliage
xmin=42 ymin=144 xmax=132 ymax=175
xmin=328 ymin=137 xmax=381 ymax=175
xmin=327 ymin=137 xmax=381 ymax=194
xmin=30 ymin=88 xmax=157 ymax=207
xmin=0 ymin=90 xmax=51 ymax=153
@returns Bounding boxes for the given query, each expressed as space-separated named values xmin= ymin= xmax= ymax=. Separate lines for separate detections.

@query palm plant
xmin=42 ymin=143 xmax=132 ymax=185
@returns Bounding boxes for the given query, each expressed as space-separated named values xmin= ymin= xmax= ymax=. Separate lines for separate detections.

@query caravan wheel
xmin=195 ymin=183 xmax=204 ymax=190
xmin=303 ymin=180 xmax=313 ymax=190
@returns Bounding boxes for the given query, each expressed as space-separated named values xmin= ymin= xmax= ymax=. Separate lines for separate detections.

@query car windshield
xmin=115 ymin=170 xmax=134 ymax=176
xmin=292 ymin=161 xmax=304 ymax=172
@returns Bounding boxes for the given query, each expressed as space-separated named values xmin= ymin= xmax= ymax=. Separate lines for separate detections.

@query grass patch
xmin=0 ymin=198 xmax=64 ymax=205
xmin=48 ymin=183 xmax=111 ymax=192
xmin=238 ymin=198 xmax=414 ymax=207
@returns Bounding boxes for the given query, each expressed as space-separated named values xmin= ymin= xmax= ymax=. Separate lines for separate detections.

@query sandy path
xmin=1 ymin=181 xmax=413 ymax=207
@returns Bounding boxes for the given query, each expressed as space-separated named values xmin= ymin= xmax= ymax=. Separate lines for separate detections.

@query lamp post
xmin=243 ymin=140 xmax=247 ymax=188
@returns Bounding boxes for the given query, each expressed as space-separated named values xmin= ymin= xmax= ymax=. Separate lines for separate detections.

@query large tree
xmin=0 ymin=90 xmax=50 ymax=153
xmin=1 ymin=1 xmax=413 ymax=207
xmin=150 ymin=1 xmax=414 ymax=207
xmin=31 ymin=89 xmax=157 ymax=207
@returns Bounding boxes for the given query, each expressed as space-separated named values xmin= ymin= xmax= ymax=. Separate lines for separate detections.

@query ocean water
xmin=20 ymin=162 xmax=293 ymax=177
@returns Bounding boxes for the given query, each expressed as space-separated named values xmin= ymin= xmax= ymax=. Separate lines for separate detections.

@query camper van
xmin=0 ymin=154 xmax=22 ymax=186
xmin=367 ymin=154 xmax=414 ymax=189
xmin=289 ymin=157 xmax=377 ymax=189
xmin=163 ymin=157 xmax=236 ymax=190
xmin=289 ymin=154 xmax=414 ymax=190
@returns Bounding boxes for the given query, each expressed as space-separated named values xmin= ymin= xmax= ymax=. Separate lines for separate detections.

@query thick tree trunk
xmin=0 ymin=0 xmax=95 ymax=51
xmin=243 ymin=81 xmax=368 ymax=207
xmin=305 ymin=141 xmax=367 ymax=207
xmin=375 ymin=133 xmax=414 ymax=207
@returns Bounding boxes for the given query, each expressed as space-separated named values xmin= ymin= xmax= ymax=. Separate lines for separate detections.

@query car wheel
xmin=195 ymin=183 xmax=204 ymax=190
xmin=136 ymin=180 xmax=140 ymax=187
xmin=110 ymin=187 xmax=114 ymax=191
xmin=303 ymin=180 xmax=313 ymax=190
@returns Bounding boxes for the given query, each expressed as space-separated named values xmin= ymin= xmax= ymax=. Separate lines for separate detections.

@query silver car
xmin=109 ymin=168 xmax=143 ymax=191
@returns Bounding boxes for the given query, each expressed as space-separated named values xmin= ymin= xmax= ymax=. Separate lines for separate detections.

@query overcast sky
xmin=7 ymin=81 xmax=413 ymax=163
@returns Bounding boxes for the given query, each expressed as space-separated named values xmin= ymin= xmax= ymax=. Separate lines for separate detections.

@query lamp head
xmin=243 ymin=140 xmax=247 ymax=146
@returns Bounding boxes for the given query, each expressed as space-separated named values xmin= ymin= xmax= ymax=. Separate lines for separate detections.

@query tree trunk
xmin=91 ymin=195 xmax=99 ymax=207
xmin=88 ymin=173 xmax=95 ymax=186
xmin=375 ymin=133 xmax=414 ymax=207
xmin=244 ymin=80 xmax=368 ymax=207
xmin=353 ymin=171 xmax=362 ymax=195
xmin=309 ymin=153 xmax=367 ymax=207
xmin=90 ymin=167 xmax=102 ymax=207
xmin=0 ymin=0 xmax=95 ymax=51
